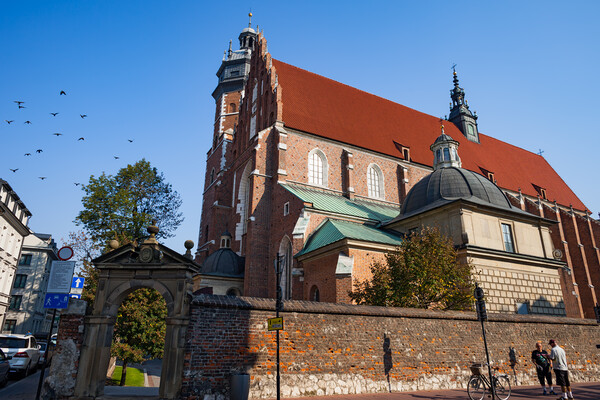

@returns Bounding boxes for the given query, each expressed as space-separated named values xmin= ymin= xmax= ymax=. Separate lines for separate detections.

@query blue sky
xmin=1 ymin=1 xmax=598 ymax=253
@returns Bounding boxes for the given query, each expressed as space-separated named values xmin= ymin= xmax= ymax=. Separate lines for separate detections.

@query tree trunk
xmin=120 ymin=361 xmax=128 ymax=386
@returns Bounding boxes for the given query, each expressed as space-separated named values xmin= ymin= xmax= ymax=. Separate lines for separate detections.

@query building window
xmin=443 ymin=147 xmax=450 ymax=161
xmin=367 ymin=164 xmax=384 ymax=199
xmin=9 ymin=295 xmax=22 ymax=311
xmin=19 ymin=254 xmax=32 ymax=266
xmin=402 ymin=148 xmax=410 ymax=161
xmin=2 ymin=319 xmax=16 ymax=333
xmin=13 ymin=274 xmax=27 ymax=289
xmin=501 ymin=223 xmax=515 ymax=253
xmin=516 ymin=302 xmax=529 ymax=314
xmin=283 ymin=202 xmax=290 ymax=216
xmin=229 ymin=103 xmax=237 ymax=113
xmin=308 ymin=149 xmax=327 ymax=187
xmin=310 ymin=285 xmax=320 ymax=302
xmin=278 ymin=237 xmax=293 ymax=300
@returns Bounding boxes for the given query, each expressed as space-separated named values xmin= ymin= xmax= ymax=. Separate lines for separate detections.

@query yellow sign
xmin=268 ymin=317 xmax=283 ymax=331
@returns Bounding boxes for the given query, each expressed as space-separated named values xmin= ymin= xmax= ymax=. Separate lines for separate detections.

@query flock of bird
xmin=4 ymin=91 xmax=134 ymax=182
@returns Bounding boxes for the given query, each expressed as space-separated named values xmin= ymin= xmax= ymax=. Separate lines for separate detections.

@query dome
xmin=433 ymin=133 xmax=456 ymax=145
xmin=241 ymin=27 xmax=256 ymax=34
xmin=400 ymin=167 xmax=514 ymax=216
xmin=201 ymin=248 xmax=245 ymax=277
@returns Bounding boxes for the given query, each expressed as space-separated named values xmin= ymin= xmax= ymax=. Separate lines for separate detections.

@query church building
xmin=195 ymin=20 xmax=600 ymax=319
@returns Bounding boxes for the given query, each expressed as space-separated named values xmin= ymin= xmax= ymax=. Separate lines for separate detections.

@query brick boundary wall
xmin=181 ymin=295 xmax=600 ymax=400
xmin=41 ymin=299 xmax=87 ymax=400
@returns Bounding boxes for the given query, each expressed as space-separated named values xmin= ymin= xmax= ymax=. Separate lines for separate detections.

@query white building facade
xmin=0 ymin=179 xmax=32 ymax=332
xmin=4 ymin=233 xmax=57 ymax=334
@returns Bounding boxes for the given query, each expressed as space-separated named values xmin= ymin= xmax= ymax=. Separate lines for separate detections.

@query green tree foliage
xmin=75 ymin=159 xmax=183 ymax=246
xmin=112 ymin=288 xmax=166 ymax=386
xmin=64 ymin=231 xmax=101 ymax=307
xmin=349 ymin=227 xmax=475 ymax=310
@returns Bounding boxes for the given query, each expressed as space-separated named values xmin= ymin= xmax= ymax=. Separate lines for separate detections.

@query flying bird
xmin=114 ymin=156 xmax=120 ymax=159
xmin=36 ymin=149 xmax=43 ymax=153
xmin=5 ymin=120 xmax=14 ymax=124
xmin=39 ymin=177 xmax=47 ymax=180
xmin=18 ymin=105 xmax=26 ymax=109
xmin=80 ymin=114 xmax=87 ymax=119
xmin=78 ymin=137 xmax=85 ymax=141
xmin=24 ymin=121 xmax=32 ymax=124
xmin=50 ymin=112 xmax=59 ymax=117
xmin=14 ymin=101 xmax=24 ymax=105
xmin=74 ymin=182 xmax=81 ymax=186
xmin=24 ymin=153 xmax=31 ymax=156
xmin=60 ymin=90 xmax=66 ymax=95
xmin=53 ymin=133 xmax=62 ymax=137
xmin=128 ymin=139 xmax=134 ymax=143
xmin=9 ymin=168 xmax=18 ymax=173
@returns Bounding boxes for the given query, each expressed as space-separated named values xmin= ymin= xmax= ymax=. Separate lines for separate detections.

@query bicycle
xmin=467 ymin=363 xmax=511 ymax=400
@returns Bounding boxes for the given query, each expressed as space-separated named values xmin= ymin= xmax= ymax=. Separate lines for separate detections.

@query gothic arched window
xmin=367 ymin=164 xmax=384 ymax=199
xmin=308 ymin=149 xmax=327 ymax=187
xmin=278 ymin=236 xmax=293 ymax=300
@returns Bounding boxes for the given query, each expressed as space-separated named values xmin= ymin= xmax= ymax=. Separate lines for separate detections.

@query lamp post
xmin=474 ymin=283 xmax=496 ymax=399
xmin=274 ymin=253 xmax=284 ymax=400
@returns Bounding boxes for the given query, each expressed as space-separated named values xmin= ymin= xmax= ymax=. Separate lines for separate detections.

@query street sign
xmin=268 ymin=317 xmax=283 ymax=331
xmin=71 ymin=287 xmax=83 ymax=295
xmin=57 ymin=246 xmax=74 ymax=261
xmin=47 ymin=261 xmax=76 ymax=293
xmin=71 ymin=276 xmax=85 ymax=289
xmin=43 ymin=293 xmax=69 ymax=309
xmin=69 ymin=294 xmax=81 ymax=299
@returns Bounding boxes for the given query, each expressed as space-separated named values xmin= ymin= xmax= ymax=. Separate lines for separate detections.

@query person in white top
xmin=548 ymin=339 xmax=574 ymax=400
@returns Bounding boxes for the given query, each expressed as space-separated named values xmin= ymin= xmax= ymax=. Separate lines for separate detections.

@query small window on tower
xmin=403 ymin=148 xmax=410 ymax=161
xmin=229 ymin=103 xmax=237 ymax=113
xmin=283 ymin=202 xmax=290 ymax=216
xmin=230 ymin=70 xmax=239 ymax=77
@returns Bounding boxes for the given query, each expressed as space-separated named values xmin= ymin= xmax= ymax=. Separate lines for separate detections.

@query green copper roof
xmin=297 ymin=219 xmax=403 ymax=256
xmin=281 ymin=183 xmax=400 ymax=222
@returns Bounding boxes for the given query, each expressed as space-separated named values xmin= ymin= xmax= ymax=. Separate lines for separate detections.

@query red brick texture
xmin=180 ymin=295 xmax=600 ymax=399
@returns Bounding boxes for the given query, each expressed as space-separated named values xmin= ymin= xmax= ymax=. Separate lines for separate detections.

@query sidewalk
xmin=268 ymin=382 xmax=600 ymax=400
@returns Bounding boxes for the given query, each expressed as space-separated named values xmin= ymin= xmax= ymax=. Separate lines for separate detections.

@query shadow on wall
xmin=383 ymin=333 xmax=393 ymax=393
xmin=530 ymin=296 xmax=566 ymax=316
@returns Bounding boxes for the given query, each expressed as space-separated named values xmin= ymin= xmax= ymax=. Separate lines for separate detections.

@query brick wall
xmin=181 ymin=295 xmax=600 ymax=399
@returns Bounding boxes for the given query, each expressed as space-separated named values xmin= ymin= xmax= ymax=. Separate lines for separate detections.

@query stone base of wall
xmin=182 ymin=295 xmax=600 ymax=399
xmin=41 ymin=299 xmax=87 ymax=400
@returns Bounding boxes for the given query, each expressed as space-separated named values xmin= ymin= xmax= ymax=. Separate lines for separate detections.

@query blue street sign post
xmin=72 ymin=276 xmax=85 ymax=290
xmin=43 ymin=293 xmax=69 ymax=309
xmin=69 ymin=294 xmax=81 ymax=299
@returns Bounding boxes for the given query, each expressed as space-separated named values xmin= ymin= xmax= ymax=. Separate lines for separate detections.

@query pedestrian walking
xmin=548 ymin=339 xmax=574 ymax=400
xmin=532 ymin=341 xmax=555 ymax=395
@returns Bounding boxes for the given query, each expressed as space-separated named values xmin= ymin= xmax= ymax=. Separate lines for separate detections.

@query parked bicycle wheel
xmin=493 ymin=375 xmax=511 ymax=400
xmin=467 ymin=375 xmax=486 ymax=400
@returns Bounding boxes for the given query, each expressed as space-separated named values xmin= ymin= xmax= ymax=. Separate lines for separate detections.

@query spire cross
xmin=537 ymin=149 xmax=545 ymax=156
xmin=451 ymin=63 xmax=457 ymax=73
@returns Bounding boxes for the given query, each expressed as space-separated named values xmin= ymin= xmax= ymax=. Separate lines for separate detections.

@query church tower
xmin=448 ymin=69 xmax=480 ymax=143
xmin=211 ymin=13 xmax=257 ymax=148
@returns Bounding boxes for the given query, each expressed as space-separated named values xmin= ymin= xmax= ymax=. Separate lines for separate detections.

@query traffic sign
xmin=57 ymin=246 xmax=74 ymax=261
xmin=268 ymin=317 xmax=283 ymax=331
xmin=47 ymin=261 xmax=76 ymax=293
xmin=44 ymin=293 xmax=69 ymax=309
xmin=69 ymin=294 xmax=81 ymax=299
xmin=72 ymin=276 xmax=85 ymax=289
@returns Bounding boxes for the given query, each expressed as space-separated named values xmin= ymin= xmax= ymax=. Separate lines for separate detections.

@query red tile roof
xmin=272 ymin=59 xmax=586 ymax=210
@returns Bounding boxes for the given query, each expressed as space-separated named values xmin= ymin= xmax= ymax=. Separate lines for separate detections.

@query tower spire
xmin=248 ymin=11 xmax=252 ymax=27
xmin=448 ymin=68 xmax=480 ymax=143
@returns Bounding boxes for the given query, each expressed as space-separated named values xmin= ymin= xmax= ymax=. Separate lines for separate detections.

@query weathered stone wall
xmin=41 ymin=299 xmax=87 ymax=400
xmin=181 ymin=294 xmax=600 ymax=399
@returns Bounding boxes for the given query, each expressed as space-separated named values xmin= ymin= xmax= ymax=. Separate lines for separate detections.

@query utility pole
xmin=475 ymin=283 xmax=496 ymax=400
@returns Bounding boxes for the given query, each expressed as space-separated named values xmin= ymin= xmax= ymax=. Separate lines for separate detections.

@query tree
xmin=64 ymin=231 xmax=101 ymax=307
xmin=112 ymin=289 xmax=166 ymax=385
xmin=349 ymin=227 xmax=475 ymax=310
xmin=75 ymin=159 xmax=183 ymax=246
xmin=73 ymin=159 xmax=180 ymax=385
